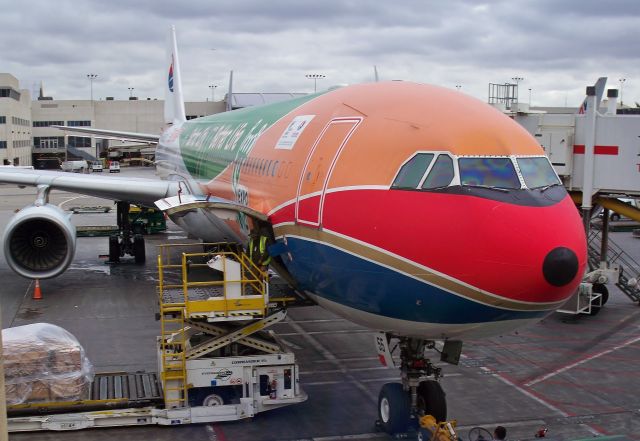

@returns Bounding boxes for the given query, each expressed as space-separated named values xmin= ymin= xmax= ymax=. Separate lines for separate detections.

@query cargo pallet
xmin=7 ymin=243 xmax=306 ymax=432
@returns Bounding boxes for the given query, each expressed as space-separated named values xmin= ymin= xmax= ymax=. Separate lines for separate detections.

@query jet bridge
xmin=508 ymin=83 xmax=640 ymax=314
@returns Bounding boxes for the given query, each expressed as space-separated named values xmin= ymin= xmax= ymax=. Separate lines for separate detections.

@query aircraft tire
xmin=133 ymin=234 xmax=146 ymax=264
xmin=417 ymin=380 xmax=447 ymax=422
xmin=377 ymin=382 xmax=410 ymax=435
xmin=611 ymin=213 xmax=621 ymax=222
xmin=109 ymin=235 xmax=120 ymax=263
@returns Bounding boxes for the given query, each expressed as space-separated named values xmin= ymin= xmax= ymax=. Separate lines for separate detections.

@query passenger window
xmin=459 ymin=157 xmax=520 ymax=189
xmin=391 ymin=153 xmax=434 ymax=189
xmin=422 ymin=155 xmax=454 ymax=189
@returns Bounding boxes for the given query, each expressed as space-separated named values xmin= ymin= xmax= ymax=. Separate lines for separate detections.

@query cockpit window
xmin=422 ymin=154 xmax=454 ymax=189
xmin=391 ymin=153 xmax=434 ymax=189
xmin=517 ymin=157 xmax=561 ymax=189
xmin=459 ymin=157 xmax=521 ymax=189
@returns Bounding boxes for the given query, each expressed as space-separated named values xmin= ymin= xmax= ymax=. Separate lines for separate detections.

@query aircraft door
xmin=296 ymin=118 xmax=360 ymax=227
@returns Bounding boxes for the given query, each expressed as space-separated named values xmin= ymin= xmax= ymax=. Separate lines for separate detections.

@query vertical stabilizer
xmin=164 ymin=25 xmax=186 ymax=124
xmin=578 ymin=77 xmax=607 ymax=114
xmin=226 ymin=70 xmax=234 ymax=112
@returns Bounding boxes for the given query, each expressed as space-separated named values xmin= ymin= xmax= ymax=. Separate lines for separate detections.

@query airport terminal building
xmin=0 ymin=73 xmax=224 ymax=168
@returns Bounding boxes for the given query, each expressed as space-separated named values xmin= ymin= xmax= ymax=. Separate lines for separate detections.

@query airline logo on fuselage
xmin=168 ymin=56 xmax=174 ymax=92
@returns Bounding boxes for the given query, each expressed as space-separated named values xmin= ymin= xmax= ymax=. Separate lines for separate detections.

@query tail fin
xmin=577 ymin=77 xmax=607 ymax=114
xmin=164 ymin=25 xmax=186 ymax=124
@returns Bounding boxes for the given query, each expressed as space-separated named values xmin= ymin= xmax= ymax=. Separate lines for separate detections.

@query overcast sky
xmin=3 ymin=0 xmax=639 ymax=107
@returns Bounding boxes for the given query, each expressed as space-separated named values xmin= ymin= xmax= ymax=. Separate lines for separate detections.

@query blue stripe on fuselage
xmin=280 ymin=236 xmax=547 ymax=324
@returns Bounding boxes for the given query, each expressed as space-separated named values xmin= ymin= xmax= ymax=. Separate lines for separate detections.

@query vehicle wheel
xmin=133 ymin=234 xmax=146 ymax=264
xmin=611 ymin=213 xmax=621 ymax=221
xmin=416 ymin=380 xmax=447 ymax=422
xmin=378 ymin=383 xmax=410 ymax=435
xmin=108 ymin=235 xmax=120 ymax=263
xmin=589 ymin=283 xmax=609 ymax=315
xmin=468 ymin=427 xmax=493 ymax=441
xmin=198 ymin=386 xmax=229 ymax=406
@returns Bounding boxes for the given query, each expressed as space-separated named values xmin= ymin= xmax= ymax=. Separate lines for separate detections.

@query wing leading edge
xmin=52 ymin=125 xmax=159 ymax=144
xmin=0 ymin=168 xmax=178 ymax=207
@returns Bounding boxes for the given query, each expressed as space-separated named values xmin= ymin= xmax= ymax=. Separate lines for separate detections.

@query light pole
xmin=528 ymin=88 xmax=532 ymax=106
xmin=209 ymin=84 xmax=218 ymax=101
xmin=87 ymin=74 xmax=98 ymax=101
xmin=306 ymin=74 xmax=325 ymax=93
xmin=619 ymin=78 xmax=626 ymax=107
xmin=128 ymin=87 xmax=135 ymax=98
xmin=511 ymin=76 xmax=523 ymax=104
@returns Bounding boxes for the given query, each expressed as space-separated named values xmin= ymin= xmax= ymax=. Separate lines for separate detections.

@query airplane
xmin=0 ymin=26 xmax=586 ymax=434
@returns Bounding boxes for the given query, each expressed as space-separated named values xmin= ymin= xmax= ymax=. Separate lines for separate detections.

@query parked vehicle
xmin=109 ymin=161 xmax=120 ymax=173
xmin=61 ymin=161 xmax=88 ymax=173
xmin=91 ymin=161 xmax=103 ymax=172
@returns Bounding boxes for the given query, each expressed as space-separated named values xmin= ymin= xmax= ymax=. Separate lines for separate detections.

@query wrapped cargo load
xmin=3 ymin=323 xmax=94 ymax=405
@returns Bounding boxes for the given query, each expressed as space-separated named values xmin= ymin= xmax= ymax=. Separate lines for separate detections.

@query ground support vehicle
xmin=91 ymin=161 xmax=103 ymax=172
xmin=7 ymin=243 xmax=306 ymax=432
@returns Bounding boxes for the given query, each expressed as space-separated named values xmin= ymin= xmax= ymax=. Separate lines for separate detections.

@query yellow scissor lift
xmin=157 ymin=243 xmax=303 ymax=412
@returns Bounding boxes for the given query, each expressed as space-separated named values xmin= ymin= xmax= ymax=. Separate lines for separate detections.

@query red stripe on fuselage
xmin=573 ymin=145 xmax=619 ymax=155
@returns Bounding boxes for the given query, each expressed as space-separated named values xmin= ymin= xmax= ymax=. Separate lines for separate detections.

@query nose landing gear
xmin=376 ymin=334 xmax=459 ymax=436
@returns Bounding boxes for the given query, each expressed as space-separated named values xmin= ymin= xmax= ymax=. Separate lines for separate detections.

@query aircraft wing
xmin=52 ymin=125 xmax=160 ymax=144
xmin=0 ymin=168 xmax=179 ymax=207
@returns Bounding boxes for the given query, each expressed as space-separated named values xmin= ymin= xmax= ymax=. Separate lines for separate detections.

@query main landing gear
xmin=376 ymin=335 xmax=461 ymax=436
xmin=108 ymin=201 xmax=146 ymax=264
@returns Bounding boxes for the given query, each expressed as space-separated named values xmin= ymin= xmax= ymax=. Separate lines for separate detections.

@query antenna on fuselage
xmin=226 ymin=70 xmax=234 ymax=112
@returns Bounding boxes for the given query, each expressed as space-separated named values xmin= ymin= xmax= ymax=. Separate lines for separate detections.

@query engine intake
xmin=3 ymin=204 xmax=76 ymax=279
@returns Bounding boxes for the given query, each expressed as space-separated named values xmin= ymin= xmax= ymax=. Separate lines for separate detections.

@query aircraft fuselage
xmin=157 ymin=81 xmax=586 ymax=340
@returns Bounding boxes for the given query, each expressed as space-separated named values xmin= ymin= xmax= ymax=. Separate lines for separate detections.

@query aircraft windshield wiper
xmin=539 ymin=182 xmax=562 ymax=193
xmin=461 ymin=184 xmax=510 ymax=193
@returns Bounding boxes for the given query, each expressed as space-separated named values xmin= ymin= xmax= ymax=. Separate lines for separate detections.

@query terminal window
xmin=33 ymin=121 xmax=64 ymax=127
xmin=67 ymin=120 xmax=91 ymax=127
xmin=68 ymin=136 xmax=91 ymax=148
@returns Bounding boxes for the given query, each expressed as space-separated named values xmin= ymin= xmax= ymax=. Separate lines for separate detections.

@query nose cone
xmin=542 ymin=247 xmax=579 ymax=287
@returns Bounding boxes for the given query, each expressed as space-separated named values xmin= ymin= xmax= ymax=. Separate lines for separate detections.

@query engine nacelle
xmin=3 ymin=204 xmax=76 ymax=279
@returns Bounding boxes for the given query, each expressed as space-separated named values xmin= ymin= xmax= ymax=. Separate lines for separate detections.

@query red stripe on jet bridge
xmin=573 ymin=145 xmax=619 ymax=155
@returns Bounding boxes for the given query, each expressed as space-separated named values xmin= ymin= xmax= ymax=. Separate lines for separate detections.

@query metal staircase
xmin=587 ymin=229 xmax=640 ymax=303
xmin=66 ymin=145 xmax=97 ymax=161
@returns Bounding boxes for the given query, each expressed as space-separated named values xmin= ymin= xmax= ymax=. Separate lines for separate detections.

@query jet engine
xmin=3 ymin=204 xmax=76 ymax=279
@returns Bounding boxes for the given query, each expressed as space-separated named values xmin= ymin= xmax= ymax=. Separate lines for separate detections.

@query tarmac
xmin=1 ymin=167 xmax=639 ymax=441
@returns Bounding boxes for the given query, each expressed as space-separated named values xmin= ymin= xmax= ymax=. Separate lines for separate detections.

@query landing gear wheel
xmin=133 ymin=234 xmax=146 ymax=264
xmin=108 ymin=235 xmax=120 ymax=263
xmin=589 ymin=283 xmax=609 ymax=315
xmin=417 ymin=380 xmax=447 ymax=422
xmin=378 ymin=383 xmax=410 ymax=435
xmin=468 ymin=427 xmax=493 ymax=441
xmin=611 ymin=213 xmax=621 ymax=221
